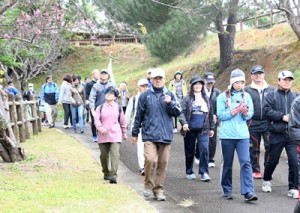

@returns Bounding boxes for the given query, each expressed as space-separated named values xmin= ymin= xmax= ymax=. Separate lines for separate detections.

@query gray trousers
xmin=99 ymin=143 xmax=120 ymax=180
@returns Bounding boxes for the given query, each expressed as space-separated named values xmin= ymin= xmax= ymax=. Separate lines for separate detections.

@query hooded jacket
xmin=132 ymin=86 xmax=181 ymax=143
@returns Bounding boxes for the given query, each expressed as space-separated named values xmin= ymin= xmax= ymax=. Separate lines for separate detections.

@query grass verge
xmin=0 ymin=128 xmax=155 ymax=213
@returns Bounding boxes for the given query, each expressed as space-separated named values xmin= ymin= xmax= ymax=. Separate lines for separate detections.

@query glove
xmin=240 ymin=104 xmax=249 ymax=116
xmin=230 ymin=103 xmax=242 ymax=116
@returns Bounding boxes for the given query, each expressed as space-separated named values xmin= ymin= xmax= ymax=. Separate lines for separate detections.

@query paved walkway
xmin=56 ymin=122 xmax=297 ymax=213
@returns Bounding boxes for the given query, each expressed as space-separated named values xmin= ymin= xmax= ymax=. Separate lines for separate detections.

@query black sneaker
xmin=244 ymin=192 xmax=258 ymax=202
xmin=109 ymin=179 xmax=117 ymax=184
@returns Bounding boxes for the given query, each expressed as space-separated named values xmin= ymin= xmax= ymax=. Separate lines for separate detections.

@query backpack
xmin=99 ymin=103 xmax=122 ymax=122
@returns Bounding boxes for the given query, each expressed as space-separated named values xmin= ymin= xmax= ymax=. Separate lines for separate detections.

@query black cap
xmin=189 ymin=76 xmax=204 ymax=86
xmin=204 ymin=71 xmax=215 ymax=83
xmin=251 ymin=65 xmax=264 ymax=74
xmin=105 ymin=86 xmax=119 ymax=97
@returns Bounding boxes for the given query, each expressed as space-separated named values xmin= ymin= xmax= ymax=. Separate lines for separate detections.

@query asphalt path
xmin=56 ymin=122 xmax=297 ymax=213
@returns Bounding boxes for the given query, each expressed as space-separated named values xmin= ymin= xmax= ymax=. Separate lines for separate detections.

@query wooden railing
xmin=239 ymin=9 xmax=288 ymax=31
xmin=70 ymin=36 xmax=141 ymax=47
xmin=7 ymin=93 xmax=41 ymax=143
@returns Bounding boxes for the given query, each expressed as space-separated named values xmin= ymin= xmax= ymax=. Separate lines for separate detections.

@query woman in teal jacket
xmin=217 ymin=69 xmax=258 ymax=202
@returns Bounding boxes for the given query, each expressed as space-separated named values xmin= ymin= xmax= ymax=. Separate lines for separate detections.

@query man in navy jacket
xmin=132 ymin=68 xmax=181 ymax=201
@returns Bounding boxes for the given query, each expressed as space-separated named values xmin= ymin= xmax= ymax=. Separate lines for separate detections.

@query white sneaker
xmin=143 ymin=188 xmax=152 ymax=198
xmin=262 ymin=181 xmax=272 ymax=192
xmin=208 ymin=162 xmax=215 ymax=168
xmin=173 ymin=128 xmax=178 ymax=133
xmin=288 ymin=189 xmax=299 ymax=199
xmin=200 ymin=173 xmax=211 ymax=182
xmin=186 ymin=173 xmax=196 ymax=180
xmin=194 ymin=157 xmax=199 ymax=165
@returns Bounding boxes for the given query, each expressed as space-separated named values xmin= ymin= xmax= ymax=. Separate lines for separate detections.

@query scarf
xmin=194 ymin=93 xmax=208 ymax=112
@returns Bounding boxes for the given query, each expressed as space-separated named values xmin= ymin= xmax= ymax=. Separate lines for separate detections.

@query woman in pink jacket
xmin=94 ymin=86 xmax=127 ymax=184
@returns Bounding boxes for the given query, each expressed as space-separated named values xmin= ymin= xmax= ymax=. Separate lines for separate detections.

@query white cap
xmin=137 ymin=78 xmax=148 ymax=86
xmin=147 ymin=68 xmax=154 ymax=74
xmin=28 ymin=83 xmax=34 ymax=87
xmin=278 ymin=70 xmax=294 ymax=80
xmin=151 ymin=68 xmax=165 ymax=78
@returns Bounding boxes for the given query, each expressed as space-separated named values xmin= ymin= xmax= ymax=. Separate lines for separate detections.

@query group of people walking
xmin=126 ymin=65 xmax=299 ymax=204
xmin=6 ymin=64 xmax=299 ymax=208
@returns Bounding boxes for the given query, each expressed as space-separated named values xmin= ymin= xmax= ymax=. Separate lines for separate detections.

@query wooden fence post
xmin=31 ymin=95 xmax=38 ymax=135
xmin=8 ymin=93 xmax=19 ymax=143
xmin=17 ymin=96 xmax=26 ymax=142
xmin=255 ymin=13 xmax=259 ymax=29
xmin=270 ymin=9 xmax=273 ymax=28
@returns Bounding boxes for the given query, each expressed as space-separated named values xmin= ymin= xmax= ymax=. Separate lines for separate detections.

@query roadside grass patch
xmin=0 ymin=128 xmax=155 ymax=213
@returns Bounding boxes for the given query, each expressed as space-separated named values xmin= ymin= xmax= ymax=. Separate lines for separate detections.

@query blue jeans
xmin=184 ymin=130 xmax=209 ymax=175
xmin=220 ymin=138 xmax=254 ymax=195
xmin=70 ymin=104 xmax=84 ymax=131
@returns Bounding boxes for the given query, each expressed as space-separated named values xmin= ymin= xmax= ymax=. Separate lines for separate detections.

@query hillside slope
xmin=36 ymin=23 xmax=300 ymax=93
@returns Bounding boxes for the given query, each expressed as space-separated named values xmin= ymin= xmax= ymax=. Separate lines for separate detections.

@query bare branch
xmin=0 ymin=0 xmax=19 ymax=16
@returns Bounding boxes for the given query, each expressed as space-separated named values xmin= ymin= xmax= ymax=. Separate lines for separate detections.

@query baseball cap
xmin=28 ymin=83 xmax=34 ymax=87
xmin=204 ymin=72 xmax=215 ymax=83
xmin=151 ymin=68 xmax=165 ymax=78
xmin=100 ymin=69 xmax=109 ymax=74
xmin=278 ymin=70 xmax=294 ymax=80
xmin=137 ymin=78 xmax=148 ymax=86
xmin=251 ymin=65 xmax=264 ymax=74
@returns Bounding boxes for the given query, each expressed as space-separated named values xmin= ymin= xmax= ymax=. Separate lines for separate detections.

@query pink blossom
xmin=3 ymin=34 xmax=10 ymax=39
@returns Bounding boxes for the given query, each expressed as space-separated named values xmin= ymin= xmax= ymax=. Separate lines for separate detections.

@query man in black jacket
xmin=132 ymin=68 xmax=181 ymax=201
xmin=262 ymin=70 xmax=299 ymax=199
xmin=289 ymin=95 xmax=300 ymax=212
xmin=245 ymin=65 xmax=274 ymax=179
xmin=203 ymin=71 xmax=221 ymax=168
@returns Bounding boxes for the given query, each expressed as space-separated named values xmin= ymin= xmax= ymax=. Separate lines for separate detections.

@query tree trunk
xmin=279 ymin=0 xmax=300 ymax=40
xmin=214 ymin=0 xmax=239 ymax=72
xmin=0 ymin=91 xmax=26 ymax=162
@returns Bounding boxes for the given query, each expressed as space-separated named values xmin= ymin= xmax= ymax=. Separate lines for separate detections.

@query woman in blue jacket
xmin=217 ymin=69 xmax=258 ymax=202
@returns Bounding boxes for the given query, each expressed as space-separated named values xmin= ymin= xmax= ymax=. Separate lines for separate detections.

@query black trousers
xmin=249 ymin=130 xmax=270 ymax=173
xmin=63 ymin=103 xmax=72 ymax=125
xmin=208 ymin=126 xmax=218 ymax=163
xmin=90 ymin=109 xmax=97 ymax=137
xmin=263 ymin=133 xmax=298 ymax=190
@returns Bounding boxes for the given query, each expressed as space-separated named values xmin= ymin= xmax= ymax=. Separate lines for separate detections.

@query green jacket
xmin=169 ymin=79 xmax=187 ymax=99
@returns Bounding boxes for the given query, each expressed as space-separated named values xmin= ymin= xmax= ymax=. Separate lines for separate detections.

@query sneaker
xmin=194 ymin=157 xmax=200 ymax=165
xmin=63 ymin=125 xmax=70 ymax=129
xmin=186 ymin=173 xmax=196 ymax=180
xmin=49 ymin=123 xmax=55 ymax=128
xmin=154 ymin=192 xmax=166 ymax=201
xmin=223 ymin=194 xmax=233 ymax=200
xmin=200 ymin=173 xmax=211 ymax=182
xmin=139 ymin=168 xmax=145 ymax=176
xmin=288 ymin=189 xmax=299 ymax=199
xmin=208 ymin=162 xmax=215 ymax=168
xmin=92 ymin=136 xmax=98 ymax=143
xmin=244 ymin=192 xmax=258 ymax=202
xmin=80 ymin=129 xmax=84 ymax=134
xmin=173 ymin=128 xmax=178 ymax=133
xmin=73 ymin=129 xmax=77 ymax=134
xmin=109 ymin=179 xmax=117 ymax=184
xmin=253 ymin=172 xmax=262 ymax=179
xmin=104 ymin=175 xmax=111 ymax=181
xmin=262 ymin=181 xmax=272 ymax=192
xmin=143 ymin=188 xmax=152 ymax=198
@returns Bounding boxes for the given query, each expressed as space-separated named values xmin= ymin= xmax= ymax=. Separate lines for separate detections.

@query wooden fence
xmin=239 ymin=9 xmax=288 ymax=31
xmin=70 ymin=36 xmax=140 ymax=47
xmin=7 ymin=93 xmax=41 ymax=143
